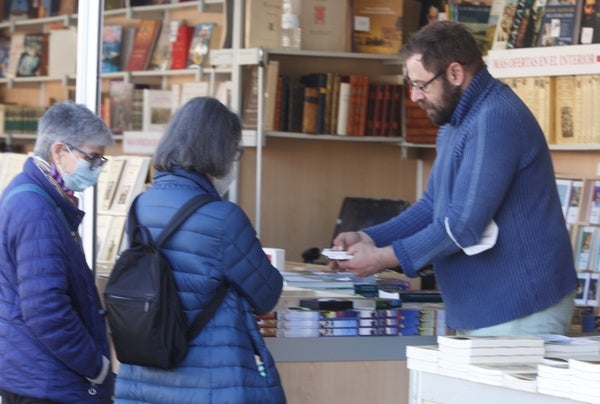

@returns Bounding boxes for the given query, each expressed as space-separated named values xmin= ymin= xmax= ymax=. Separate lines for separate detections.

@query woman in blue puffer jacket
xmin=114 ymin=97 xmax=286 ymax=403
xmin=0 ymin=102 xmax=115 ymax=402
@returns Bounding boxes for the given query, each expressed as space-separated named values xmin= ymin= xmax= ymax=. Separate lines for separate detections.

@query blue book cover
xmin=102 ymin=25 xmax=123 ymax=73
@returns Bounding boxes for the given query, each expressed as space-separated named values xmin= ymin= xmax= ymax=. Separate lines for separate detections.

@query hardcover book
xmin=300 ymin=0 xmax=351 ymax=52
xmin=538 ymin=0 xmax=584 ymax=46
xmin=48 ymin=27 xmax=77 ymax=77
xmin=244 ymin=0 xmax=282 ymax=48
xmin=17 ymin=33 xmax=48 ymax=77
xmin=102 ymin=25 xmax=123 ymax=73
xmin=126 ymin=19 xmax=161 ymax=72
xmin=187 ymin=22 xmax=214 ymax=68
xmin=170 ymin=24 xmax=194 ymax=70
xmin=352 ymin=0 xmax=403 ymax=55
xmin=109 ymin=80 xmax=134 ymax=134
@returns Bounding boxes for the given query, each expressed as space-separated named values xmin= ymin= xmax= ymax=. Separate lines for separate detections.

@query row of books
xmin=256 ymin=305 xmax=449 ymax=338
xmin=244 ymin=0 xmax=402 ymax=55
xmin=500 ymin=74 xmax=600 ymax=146
xmin=2 ymin=0 xmax=77 ymax=21
xmin=245 ymin=63 xmax=403 ymax=137
xmin=96 ymin=155 xmax=152 ymax=271
xmin=450 ymin=0 xmax=600 ymax=54
xmin=0 ymin=27 xmax=78 ymax=79
xmin=0 ymin=104 xmax=46 ymax=135
xmin=407 ymin=335 xmax=600 ymax=399
xmin=556 ymin=178 xmax=600 ymax=225
xmin=102 ymin=79 xmax=231 ymax=135
xmin=102 ymin=19 xmax=220 ymax=74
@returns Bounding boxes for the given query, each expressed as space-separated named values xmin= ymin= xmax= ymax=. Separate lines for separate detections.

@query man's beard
xmin=418 ymin=78 xmax=462 ymax=126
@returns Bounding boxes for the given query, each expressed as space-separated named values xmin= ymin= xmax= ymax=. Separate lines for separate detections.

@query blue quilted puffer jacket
xmin=0 ymin=158 xmax=114 ymax=402
xmin=114 ymin=167 xmax=286 ymax=404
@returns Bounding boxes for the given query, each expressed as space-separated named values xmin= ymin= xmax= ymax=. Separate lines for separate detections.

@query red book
xmin=170 ymin=25 xmax=194 ymax=70
xmin=126 ymin=19 xmax=161 ymax=72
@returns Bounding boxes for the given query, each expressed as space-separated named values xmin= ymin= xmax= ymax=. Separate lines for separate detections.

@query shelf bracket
xmin=194 ymin=67 xmax=204 ymax=82
xmin=62 ymin=14 xmax=74 ymax=27
xmin=9 ymin=20 xmax=16 ymax=33
xmin=197 ymin=0 xmax=206 ymax=12
xmin=6 ymin=78 xmax=13 ymax=89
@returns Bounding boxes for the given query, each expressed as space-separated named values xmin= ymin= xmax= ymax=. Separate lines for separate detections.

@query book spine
xmin=302 ymin=87 xmax=319 ymax=134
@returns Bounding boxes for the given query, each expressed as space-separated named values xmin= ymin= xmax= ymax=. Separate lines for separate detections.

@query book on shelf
xmin=170 ymin=23 xmax=194 ymax=70
xmin=147 ymin=18 xmax=172 ymax=71
xmin=555 ymin=178 xmax=573 ymax=218
xmin=98 ymin=215 xmax=126 ymax=264
xmin=15 ymin=33 xmax=48 ymax=77
xmin=108 ymin=81 xmax=134 ymax=134
xmin=244 ymin=0 xmax=282 ymax=49
xmin=97 ymin=155 xmax=127 ymax=212
xmin=336 ymin=81 xmax=351 ymax=135
xmin=301 ymin=73 xmax=327 ymax=134
xmin=537 ymin=0 xmax=584 ymax=46
xmin=187 ymin=22 xmax=214 ymax=68
xmin=491 ymin=0 xmax=518 ymax=50
xmin=448 ymin=0 xmax=494 ymax=52
xmin=110 ymin=156 xmax=151 ymax=213
xmin=142 ymin=88 xmax=177 ymax=133
xmin=3 ymin=0 xmax=36 ymax=21
xmin=576 ymin=271 xmax=591 ymax=305
xmin=580 ymin=0 xmax=600 ymax=44
xmin=263 ymin=60 xmax=280 ymax=132
xmin=351 ymin=0 xmax=403 ymax=55
xmin=301 ymin=86 xmax=319 ymax=134
xmin=102 ymin=25 xmax=123 ymax=73
xmin=286 ymin=77 xmax=305 ymax=133
xmin=126 ymin=19 xmax=161 ymax=72
xmin=37 ymin=0 xmax=61 ymax=18
xmin=300 ymin=0 xmax=351 ymax=52
xmin=118 ymin=25 xmax=137 ymax=71
xmin=48 ymin=27 xmax=77 ymax=77
xmin=567 ymin=179 xmax=584 ymax=223
xmin=505 ymin=0 xmax=535 ymax=49
xmin=58 ymin=0 xmax=78 ymax=15
xmin=575 ymin=225 xmax=596 ymax=270
xmin=0 ymin=36 xmax=10 ymax=78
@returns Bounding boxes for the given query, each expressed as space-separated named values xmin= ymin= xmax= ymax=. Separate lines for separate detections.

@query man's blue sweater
xmin=365 ymin=67 xmax=577 ymax=330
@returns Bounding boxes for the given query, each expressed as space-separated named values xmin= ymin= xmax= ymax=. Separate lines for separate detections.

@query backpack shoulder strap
xmin=154 ymin=193 xmax=218 ymax=248
xmin=2 ymin=183 xmax=70 ymax=232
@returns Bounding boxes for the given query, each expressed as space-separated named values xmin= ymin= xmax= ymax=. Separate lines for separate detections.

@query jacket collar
xmin=23 ymin=157 xmax=84 ymax=230
xmin=153 ymin=166 xmax=221 ymax=197
xmin=450 ymin=65 xmax=495 ymax=127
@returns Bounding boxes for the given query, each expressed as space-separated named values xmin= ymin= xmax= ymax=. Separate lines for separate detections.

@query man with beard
xmin=331 ymin=21 xmax=577 ymax=337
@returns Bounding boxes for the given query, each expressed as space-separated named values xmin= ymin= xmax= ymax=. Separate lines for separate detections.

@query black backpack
xmin=104 ymin=193 xmax=226 ymax=369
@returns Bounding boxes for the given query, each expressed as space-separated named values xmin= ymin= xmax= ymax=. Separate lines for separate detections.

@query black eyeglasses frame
xmin=65 ymin=143 xmax=108 ymax=170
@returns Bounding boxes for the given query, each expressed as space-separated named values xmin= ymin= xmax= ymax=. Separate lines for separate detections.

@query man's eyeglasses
xmin=406 ymin=69 xmax=446 ymax=94
xmin=234 ymin=148 xmax=244 ymax=161
xmin=65 ymin=144 xmax=108 ymax=169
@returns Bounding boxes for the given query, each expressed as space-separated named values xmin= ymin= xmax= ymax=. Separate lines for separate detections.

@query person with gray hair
xmin=114 ymin=97 xmax=286 ymax=403
xmin=0 ymin=101 xmax=115 ymax=402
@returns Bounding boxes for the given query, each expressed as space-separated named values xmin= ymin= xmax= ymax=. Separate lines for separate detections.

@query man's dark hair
xmin=400 ymin=21 xmax=484 ymax=75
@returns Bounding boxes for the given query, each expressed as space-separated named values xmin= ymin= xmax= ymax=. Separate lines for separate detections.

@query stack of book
xmin=436 ymin=335 xmax=545 ymax=380
xmin=401 ymin=303 xmax=449 ymax=336
xmin=537 ymin=356 xmax=572 ymax=399
xmin=543 ymin=335 xmax=600 ymax=357
xmin=319 ymin=310 xmax=359 ymax=337
xmin=276 ymin=309 xmax=320 ymax=337
xmin=406 ymin=344 xmax=439 ymax=374
xmin=569 ymin=356 xmax=600 ymax=403
xmin=468 ymin=362 xmax=539 ymax=387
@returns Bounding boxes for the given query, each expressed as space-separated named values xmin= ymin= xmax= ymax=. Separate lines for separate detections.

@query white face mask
xmin=213 ymin=166 xmax=238 ymax=196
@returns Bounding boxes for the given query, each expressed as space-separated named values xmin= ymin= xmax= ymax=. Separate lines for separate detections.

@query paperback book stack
xmin=255 ymin=312 xmax=277 ymax=337
xmin=355 ymin=309 xmax=400 ymax=336
xmin=319 ymin=311 xmax=358 ymax=337
xmin=569 ymin=356 xmax=600 ymax=403
xmin=406 ymin=344 xmax=439 ymax=374
xmin=276 ymin=309 xmax=320 ymax=337
xmin=436 ymin=336 xmax=545 ymax=380
xmin=537 ymin=356 xmax=572 ymax=399
xmin=544 ymin=335 xmax=600 ymax=358
xmin=401 ymin=303 xmax=449 ymax=336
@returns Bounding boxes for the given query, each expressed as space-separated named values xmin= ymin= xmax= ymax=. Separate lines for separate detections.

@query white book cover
xmin=575 ymin=271 xmax=591 ymax=305
xmin=436 ymin=335 xmax=545 ymax=349
xmin=48 ymin=27 xmax=77 ymax=77
xmin=110 ymin=156 xmax=151 ymax=213
xmin=567 ymin=180 xmax=584 ymax=223
xmin=336 ymin=82 xmax=351 ymax=135
xmin=576 ymin=226 xmax=597 ymax=270
xmin=555 ymin=178 xmax=573 ymax=218
xmin=439 ymin=345 xmax=545 ymax=357
xmin=142 ymin=88 xmax=177 ymax=133
xmin=97 ymin=155 xmax=127 ymax=212
xmin=589 ymin=180 xmax=600 ymax=224
xmin=439 ymin=352 xmax=543 ymax=365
